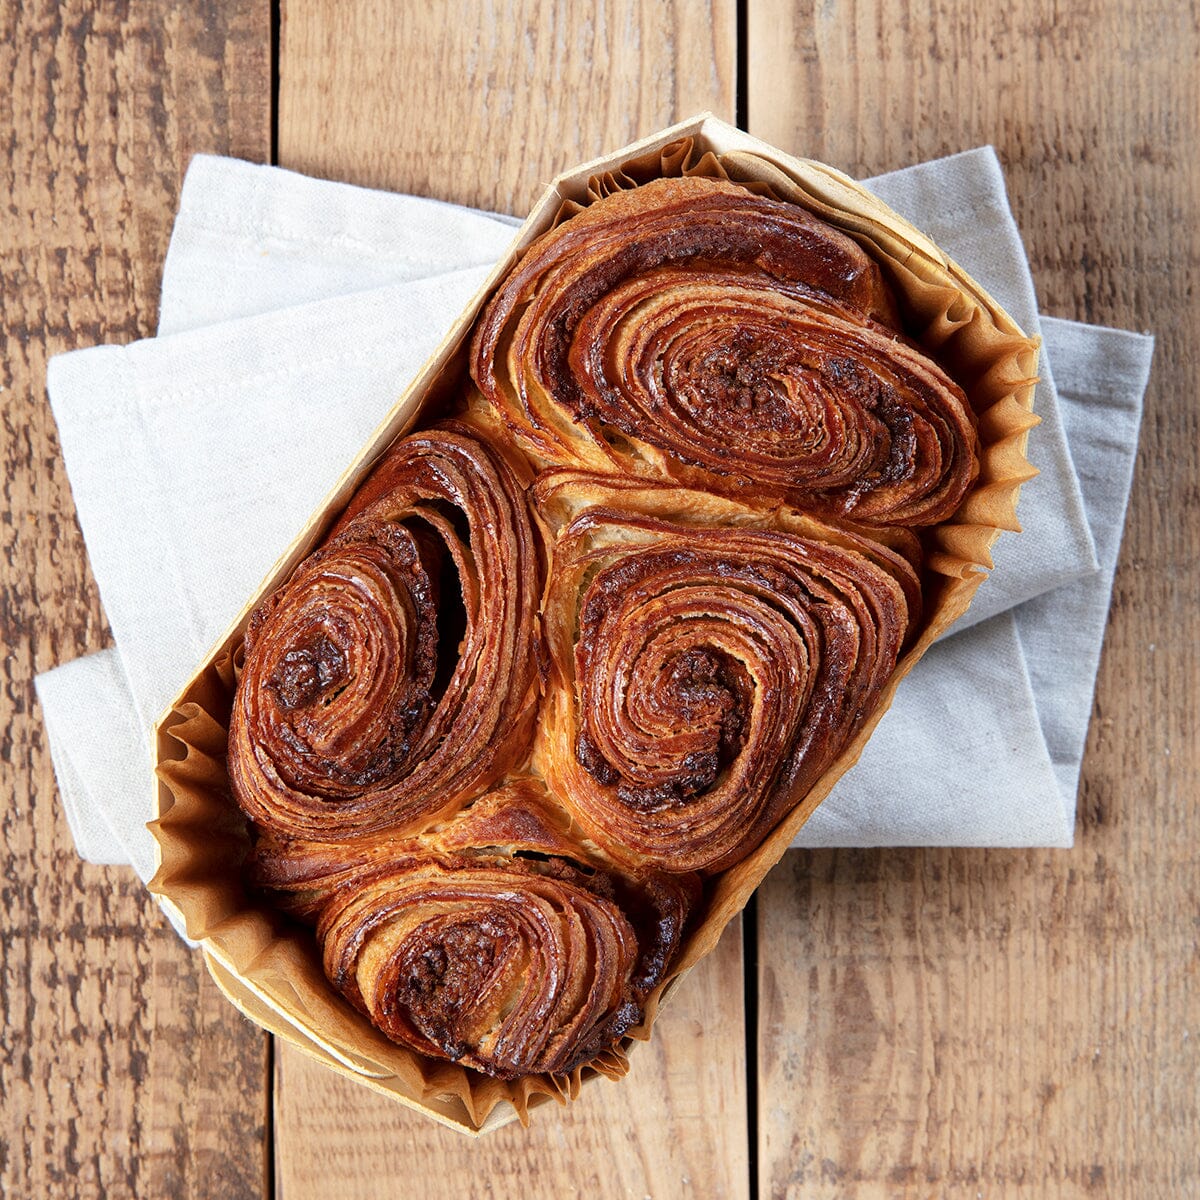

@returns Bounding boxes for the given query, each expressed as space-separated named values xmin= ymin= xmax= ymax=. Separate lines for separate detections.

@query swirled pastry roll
xmin=250 ymin=778 xmax=699 ymax=1079
xmin=470 ymin=175 xmax=978 ymax=526
xmin=217 ymin=160 xmax=997 ymax=1089
xmin=536 ymin=485 xmax=920 ymax=874
xmin=227 ymin=424 xmax=542 ymax=841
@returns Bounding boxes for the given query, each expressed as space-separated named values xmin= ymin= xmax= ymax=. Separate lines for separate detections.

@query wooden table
xmin=4 ymin=2 xmax=1196 ymax=1196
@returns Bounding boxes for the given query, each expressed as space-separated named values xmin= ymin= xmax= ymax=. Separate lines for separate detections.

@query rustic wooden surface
xmin=277 ymin=0 xmax=737 ymax=212
xmin=274 ymin=3 xmax=745 ymax=1196
xmin=5 ymin=1 xmax=1195 ymax=1197
xmin=751 ymin=1 xmax=1198 ymax=1196
xmin=2 ymin=3 xmax=270 ymax=1199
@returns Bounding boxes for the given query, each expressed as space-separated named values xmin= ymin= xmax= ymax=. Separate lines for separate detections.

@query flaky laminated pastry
xmin=149 ymin=116 xmax=1038 ymax=1135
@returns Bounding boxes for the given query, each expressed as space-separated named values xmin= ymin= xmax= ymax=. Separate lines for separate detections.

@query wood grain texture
xmin=271 ymin=4 xmax=743 ymax=1191
xmin=277 ymin=0 xmax=736 ymax=211
xmin=13 ymin=1 xmax=1195 ymax=1195
xmin=749 ymin=1 xmax=1198 ymax=1196
xmin=0 ymin=3 xmax=271 ymax=1197
xmin=275 ymin=920 xmax=748 ymax=1200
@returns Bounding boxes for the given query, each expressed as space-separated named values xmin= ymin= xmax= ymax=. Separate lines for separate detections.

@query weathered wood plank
xmin=1 ymin=3 xmax=271 ymax=1197
xmin=278 ymin=0 xmax=736 ymax=212
xmin=749 ymin=1 xmax=1199 ymax=1195
xmin=275 ymin=919 xmax=747 ymax=1200
xmin=272 ymin=3 xmax=744 ymax=1192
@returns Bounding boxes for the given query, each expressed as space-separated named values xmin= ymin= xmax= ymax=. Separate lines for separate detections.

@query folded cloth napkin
xmin=35 ymin=147 xmax=1154 ymax=888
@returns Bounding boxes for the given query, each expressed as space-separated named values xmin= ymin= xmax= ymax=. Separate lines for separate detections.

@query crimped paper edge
xmin=146 ymin=113 xmax=1039 ymax=1136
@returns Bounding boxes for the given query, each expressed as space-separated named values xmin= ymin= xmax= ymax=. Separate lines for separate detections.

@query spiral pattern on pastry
xmin=295 ymin=779 xmax=698 ymax=1078
xmin=318 ymin=859 xmax=637 ymax=1078
xmin=470 ymin=175 xmax=977 ymax=525
xmin=539 ymin=509 xmax=919 ymax=873
xmin=227 ymin=424 xmax=542 ymax=841
xmin=219 ymin=162 xmax=996 ymax=1086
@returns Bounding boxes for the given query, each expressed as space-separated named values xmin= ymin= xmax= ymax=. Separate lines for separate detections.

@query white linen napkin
xmin=35 ymin=148 xmax=1153 ymax=884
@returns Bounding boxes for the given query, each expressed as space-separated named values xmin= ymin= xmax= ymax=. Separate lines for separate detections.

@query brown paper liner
xmin=148 ymin=115 xmax=1038 ymax=1135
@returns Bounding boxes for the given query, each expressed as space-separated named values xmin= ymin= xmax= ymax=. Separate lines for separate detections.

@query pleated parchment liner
xmin=148 ymin=114 xmax=1039 ymax=1136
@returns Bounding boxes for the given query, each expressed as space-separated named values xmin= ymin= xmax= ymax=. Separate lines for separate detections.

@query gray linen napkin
xmin=35 ymin=149 xmax=1152 ymax=882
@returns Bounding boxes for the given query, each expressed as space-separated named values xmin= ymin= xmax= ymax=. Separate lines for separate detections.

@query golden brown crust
xmin=249 ymin=776 xmax=699 ymax=1079
xmin=226 ymin=173 xmax=980 ymax=1082
xmin=470 ymin=175 xmax=978 ymax=526
xmin=227 ymin=423 xmax=543 ymax=841
xmin=535 ymin=493 xmax=918 ymax=874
